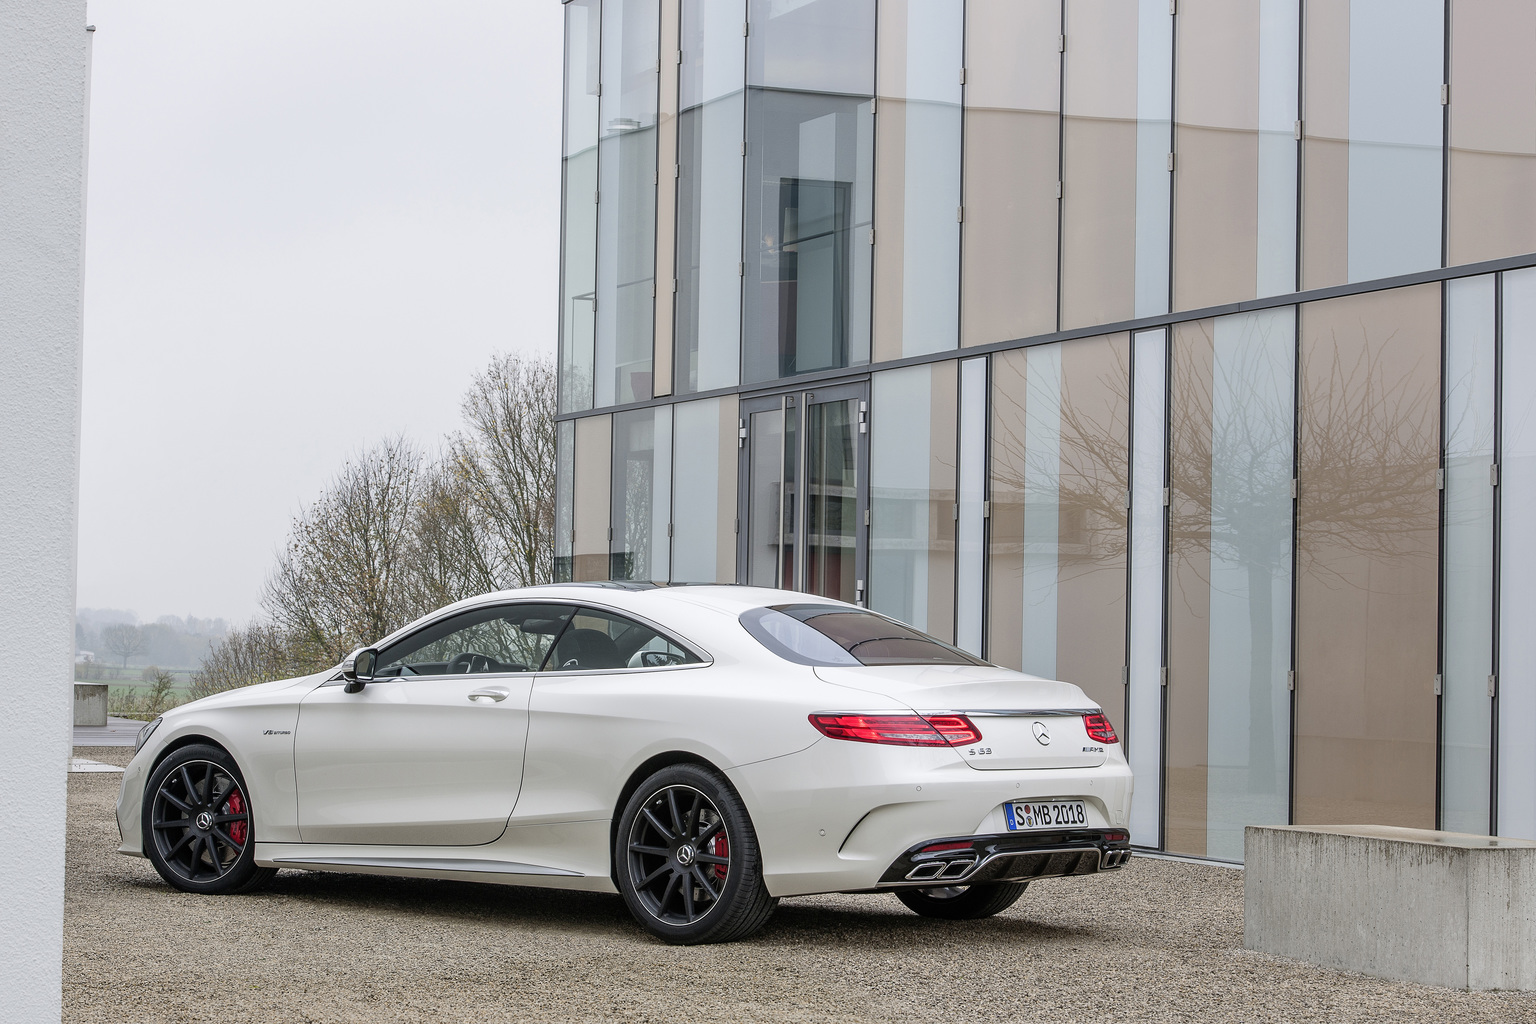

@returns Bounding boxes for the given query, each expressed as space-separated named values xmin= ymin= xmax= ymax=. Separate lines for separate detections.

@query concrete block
xmin=1245 ymin=824 xmax=1536 ymax=990
xmin=73 ymin=683 xmax=107 ymax=727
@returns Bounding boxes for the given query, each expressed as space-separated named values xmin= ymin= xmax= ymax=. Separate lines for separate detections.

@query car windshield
xmin=740 ymin=604 xmax=990 ymax=667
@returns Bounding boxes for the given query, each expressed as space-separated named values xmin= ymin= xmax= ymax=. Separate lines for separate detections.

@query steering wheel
xmin=448 ymin=652 xmax=494 ymax=674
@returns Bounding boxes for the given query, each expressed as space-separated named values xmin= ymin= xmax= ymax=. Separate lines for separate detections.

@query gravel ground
xmin=66 ymin=745 xmax=1536 ymax=1024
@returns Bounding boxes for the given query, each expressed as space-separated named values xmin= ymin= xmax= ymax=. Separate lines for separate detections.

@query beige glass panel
xmin=1300 ymin=0 xmax=1350 ymax=290
xmin=1295 ymin=285 xmax=1440 ymax=828
xmin=671 ymin=396 xmax=740 ymax=583
xmin=988 ymin=335 xmax=1130 ymax=731
xmin=1448 ymin=0 xmax=1536 ymax=266
xmin=1060 ymin=1 xmax=1139 ymax=330
xmin=960 ymin=0 xmax=1060 ymax=347
xmin=653 ymin=0 xmax=680 ymax=397
xmin=870 ymin=362 xmax=957 ymax=641
xmin=572 ymin=414 xmax=613 ymax=582
xmin=1166 ymin=319 xmax=1215 ymax=855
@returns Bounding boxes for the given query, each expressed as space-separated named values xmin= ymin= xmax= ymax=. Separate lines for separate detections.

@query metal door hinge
xmin=957 ymin=205 xmax=964 ymax=223
xmin=1124 ymin=490 xmax=1132 ymax=511
xmin=1290 ymin=477 xmax=1299 ymax=499
xmin=674 ymin=163 xmax=680 ymax=178
xmin=651 ymin=281 xmax=656 ymax=297
xmin=672 ymin=278 xmax=677 ymax=293
xmin=740 ymin=140 xmax=746 ymax=156
xmin=1434 ymin=673 xmax=1442 ymax=696
xmin=864 ymin=508 xmax=871 ymax=526
xmin=870 ymin=96 xmax=877 ymax=115
xmin=1159 ymin=667 xmax=1168 ymax=687
xmin=1162 ymin=486 xmax=1171 ymax=507
xmin=1056 ymin=180 xmax=1063 ymax=199
xmin=1288 ymin=670 xmax=1296 ymax=691
xmin=1490 ymin=673 xmax=1499 ymax=697
xmin=1168 ymin=0 xmax=1176 ymax=13
xmin=982 ymin=500 xmax=991 ymax=519
xmin=594 ymin=189 xmax=600 ymax=204
xmin=742 ymin=21 xmax=750 ymax=36
xmin=1057 ymin=35 xmax=1065 ymax=53
xmin=1492 ymin=463 xmax=1500 ymax=487
xmin=1122 ymin=665 xmax=1129 ymax=685
xmin=734 ymin=517 xmax=740 ymax=534
xmin=738 ymin=261 xmax=745 ymax=276
xmin=1437 ymin=468 xmax=1445 ymax=490
xmin=1167 ymin=152 xmax=1176 ymax=172
xmin=1442 ymin=83 xmax=1450 ymax=105
xmin=607 ymin=527 xmax=613 ymax=541
xmin=667 ymin=523 xmax=674 ymax=538
xmin=868 ymin=228 xmax=876 ymax=245
xmin=1294 ymin=119 xmax=1303 ymax=140
xmin=959 ymin=67 xmax=967 ymax=84
xmin=676 ymin=49 xmax=683 ymax=65
xmin=953 ymin=503 xmax=960 ymax=521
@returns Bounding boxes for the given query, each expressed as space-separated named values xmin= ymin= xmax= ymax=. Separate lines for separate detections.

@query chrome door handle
xmin=467 ymin=687 xmax=511 ymax=703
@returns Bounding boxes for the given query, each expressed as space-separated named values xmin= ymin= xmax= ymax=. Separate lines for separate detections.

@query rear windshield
xmin=740 ymin=604 xmax=990 ymax=667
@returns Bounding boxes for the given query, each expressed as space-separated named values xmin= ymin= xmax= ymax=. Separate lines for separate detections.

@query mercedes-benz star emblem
xmin=1032 ymin=721 xmax=1052 ymax=745
xmin=675 ymin=845 xmax=696 ymax=866
xmin=195 ymin=811 xmax=214 ymax=831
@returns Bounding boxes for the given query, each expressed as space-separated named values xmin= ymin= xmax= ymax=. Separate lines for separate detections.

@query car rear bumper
xmin=875 ymin=828 xmax=1132 ymax=889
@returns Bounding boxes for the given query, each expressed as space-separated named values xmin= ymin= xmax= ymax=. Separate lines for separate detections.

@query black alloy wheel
xmin=143 ymin=743 xmax=276 ymax=895
xmin=615 ymin=764 xmax=776 ymax=944
xmin=896 ymin=880 xmax=1029 ymax=920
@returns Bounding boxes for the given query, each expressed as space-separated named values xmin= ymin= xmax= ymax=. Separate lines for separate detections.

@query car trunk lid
xmin=811 ymin=664 xmax=1108 ymax=770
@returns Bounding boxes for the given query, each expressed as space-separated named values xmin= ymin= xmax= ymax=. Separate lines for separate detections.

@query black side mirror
xmin=341 ymin=648 xmax=377 ymax=693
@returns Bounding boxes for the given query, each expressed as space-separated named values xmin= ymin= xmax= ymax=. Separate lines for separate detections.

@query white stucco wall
xmin=0 ymin=1 xmax=91 ymax=1020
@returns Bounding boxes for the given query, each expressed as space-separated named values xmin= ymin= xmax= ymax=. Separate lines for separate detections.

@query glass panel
xmin=610 ymin=407 xmax=672 ymax=581
xmin=1442 ymin=275 xmax=1495 ymax=835
xmin=805 ymin=398 xmax=858 ymax=602
xmin=955 ymin=357 xmax=988 ymax=654
xmin=743 ymin=0 xmax=875 ymax=385
xmin=759 ymin=605 xmax=985 ymax=666
xmin=1499 ymin=268 xmax=1536 ymax=838
xmin=559 ymin=0 xmax=602 ymax=414
xmin=747 ymin=0 xmax=874 ymax=94
xmin=572 ymin=414 xmax=613 ymax=581
xmin=1060 ymin=0 xmax=1172 ymax=329
xmin=1295 ymin=284 xmax=1440 ymax=827
xmin=961 ymin=0 xmax=1061 ymax=346
xmin=595 ymin=0 xmax=660 ymax=407
xmin=872 ymin=0 xmax=962 ymax=361
xmin=1166 ymin=310 xmax=1294 ymax=861
xmin=747 ymin=405 xmax=788 ymax=587
xmin=1127 ymin=327 xmax=1167 ymax=847
xmin=1448 ymin=1 xmax=1536 ymax=266
xmin=1173 ymin=0 xmax=1298 ymax=311
xmin=555 ymin=419 xmax=576 ymax=582
xmin=671 ymin=396 xmax=739 ymax=583
xmin=676 ymin=0 xmax=746 ymax=395
xmin=989 ymin=335 xmax=1131 ymax=731
xmin=743 ymin=90 xmax=875 ymax=383
xmin=870 ymin=362 xmax=957 ymax=639
xmin=1302 ymin=0 xmax=1443 ymax=288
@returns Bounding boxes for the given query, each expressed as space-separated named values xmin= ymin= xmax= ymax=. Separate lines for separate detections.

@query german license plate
xmin=1005 ymin=800 xmax=1087 ymax=831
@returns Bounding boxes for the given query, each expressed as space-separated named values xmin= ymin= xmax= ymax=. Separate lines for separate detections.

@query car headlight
xmin=135 ymin=716 xmax=162 ymax=754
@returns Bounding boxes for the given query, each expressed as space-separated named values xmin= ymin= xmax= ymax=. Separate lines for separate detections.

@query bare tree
xmin=190 ymin=622 xmax=306 ymax=699
xmin=101 ymin=623 xmax=144 ymax=670
xmin=449 ymin=353 xmax=558 ymax=590
xmin=262 ymin=437 xmax=424 ymax=668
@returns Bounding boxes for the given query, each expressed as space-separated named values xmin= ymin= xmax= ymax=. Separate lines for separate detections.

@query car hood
xmin=167 ymin=669 xmax=332 ymax=715
xmin=811 ymin=663 xmax=1095 ymax=712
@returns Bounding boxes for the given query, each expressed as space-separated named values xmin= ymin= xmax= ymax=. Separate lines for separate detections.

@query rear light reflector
xmin=919 ymin=840 xmax=975 ymax=854
xmin=1084 ymin=712 xmax=1118 ymax=744
xmin=809 ymin=713 xmax=982 ymax=747
xmin=1104 ymin=831 xmax=1129 ymax=843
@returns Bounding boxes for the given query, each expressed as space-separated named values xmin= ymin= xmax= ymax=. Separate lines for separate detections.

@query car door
xmin=294 ymin=603 xmax=573 ymax=845
xmin=513 ymin=605 xmax=709 ymax=824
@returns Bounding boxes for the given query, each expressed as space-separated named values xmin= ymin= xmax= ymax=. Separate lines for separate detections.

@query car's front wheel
xmin=143 ymin=743 xmax=276 ymax=895
xmin=615 ymin=763 xmax=777 ymax=944
xmin=896 ymin=881 xmax=1028 ymax=920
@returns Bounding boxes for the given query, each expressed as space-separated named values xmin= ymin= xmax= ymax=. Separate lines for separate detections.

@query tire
xmin=896 ymin=881 xmax=1029 ymax=920
xmin=142 ymin=743 xmax=276 ymax=895
xmin=615 ymin=763 xmax=777 ymax=944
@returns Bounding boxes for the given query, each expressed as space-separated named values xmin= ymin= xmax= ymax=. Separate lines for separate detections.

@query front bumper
xmin=876 ymin=828 xmax=1132 ymax=889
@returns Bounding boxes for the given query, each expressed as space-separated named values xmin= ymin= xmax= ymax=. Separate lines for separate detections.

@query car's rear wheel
xmin=143 ymin=743 xmax=276 ymax=895
xmin=896 ymin=881 xmax=1028 ymax=920
xmin=615 ymin=763 xmax=777 ymax=944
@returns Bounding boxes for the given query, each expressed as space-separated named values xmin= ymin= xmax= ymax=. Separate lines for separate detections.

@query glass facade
xmin=557 ymin=1 xmax=1536 ymax=858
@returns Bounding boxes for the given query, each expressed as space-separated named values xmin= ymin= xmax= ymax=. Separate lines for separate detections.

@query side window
xmin=375 ymin=604 xmax=575 ymax=677
xmin=543 ymin=607 xmax=702 ymax=671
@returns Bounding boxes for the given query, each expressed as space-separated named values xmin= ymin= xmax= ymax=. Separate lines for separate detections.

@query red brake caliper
xmin=226 ymin=789 xmax=248 ymax=845
xmin=710 ymin=832 xmax=728 ymax=881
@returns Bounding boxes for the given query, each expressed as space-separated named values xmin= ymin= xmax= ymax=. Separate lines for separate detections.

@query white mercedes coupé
xmin=117 ymin=583 xmax=1133 ymax=944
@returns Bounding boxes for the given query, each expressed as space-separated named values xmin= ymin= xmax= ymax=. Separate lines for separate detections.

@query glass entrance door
xmin=740 ymin=382 xmax=869 ymax=604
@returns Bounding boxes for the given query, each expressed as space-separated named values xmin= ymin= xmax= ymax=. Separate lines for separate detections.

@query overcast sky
xmin=79 ymin=0 xmax=563 ymax=624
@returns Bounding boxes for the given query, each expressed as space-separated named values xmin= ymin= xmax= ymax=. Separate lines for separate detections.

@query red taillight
xmin=809 ymin=713 xmax=982 ymax=747
xmin=919 ymin=840 xmax=975 ymax=854
xmin=1084 ymin=712 xmax=1118 ymax=744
